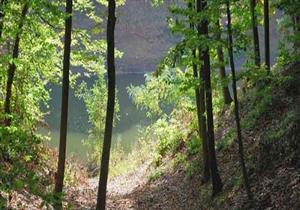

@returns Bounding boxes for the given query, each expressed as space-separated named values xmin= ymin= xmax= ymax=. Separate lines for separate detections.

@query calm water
xmin=45 ymin=73 xmax=147 ymax=159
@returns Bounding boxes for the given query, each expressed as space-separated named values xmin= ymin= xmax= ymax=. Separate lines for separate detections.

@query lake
xmin=44 ymin=73 xmax=148 ymax=159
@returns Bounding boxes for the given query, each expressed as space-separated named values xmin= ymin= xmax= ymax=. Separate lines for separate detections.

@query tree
xmin=216 ymin=20 xmax=233 ymax=105
xmin=189 ymin=1 xmax=210 ymax=183
xmin=4 ymin=2 xmax=28 ymax=126
xmin=226 ymin=0 xmax=253 ymax=200
xmin=264 ymin=0 xmax=270 ymax=70
xmin=250 ymin=0 xmax=261 ymax=67
xmin=54 ymin=0 xmax=73 ymax=208
xmin=198 ymin=58 xmax=210 ymax=184
xmin=198 ymin=0 xmax=222 ymax=196
xmin=96 ymin=0 xmax=116 ymax=209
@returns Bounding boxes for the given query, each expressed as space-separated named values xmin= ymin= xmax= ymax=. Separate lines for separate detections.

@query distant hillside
xmin=115 ymin=0 xmax=177 ymax=74
xmin=74 ymin=1 xmax=281 ymax=74
xmin=74 ymin=0 xmax=176 ymax=74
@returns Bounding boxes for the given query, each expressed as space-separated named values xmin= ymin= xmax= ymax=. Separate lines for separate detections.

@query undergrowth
xmin=0 ymin=127 xmax=90 ymax=208
xmin=140 ymin=62 xmax=300 ymax=209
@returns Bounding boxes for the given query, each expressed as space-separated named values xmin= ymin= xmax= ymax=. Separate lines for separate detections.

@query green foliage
xmin=128 ymin=67 xmax=194 ymax=117
xmin=77 ymin=78 xmax=107 ymax=160
xmin=186 ymin=135 xmax=201 ymax=156
xmin=0 ymin=196 xmax=6 ymax=210
xmin=172 ymin=153 xmax=187 ymax=169
xmin=0 ymin=0 xmax=117 ymax=206
xmin=276 ymin=41 xmax=294 ymax=67
xmin=0 ymin=127 xmax=45 ymax=203
xmin=244 ymin=89 xmax=273 ymax=129
xmin=111 ymin=138 xmax=154 ymax=176
xmin=0 ymin=0 xmax=299 ymax=207
xmin=0 ymin=126 xmax=41 ymax=162
xmin=154 ymin=117 xmax=183 ymax=156
xmin=0 ymin=0 xmax=62 ymax=128
xmin=77 ymin=74 xmax=120 ymax=170
xmin=151 ymin=0 xmax=164 ymax=7
xmin=275 ymin=0 xmax=300 ymax=16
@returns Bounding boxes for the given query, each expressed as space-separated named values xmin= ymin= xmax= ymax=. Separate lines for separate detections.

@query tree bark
xmin=196 ymin=55 xmax=211 ymax=184
xmin=250 ymin=0 xmax=261 ymax=67
xmin=54 ymin=0 xmax=73 ymax=208
xmin=199 ymin=0 xmax=223 ymax=196
xmin=4 ymin=3 xmax=28 ymax=126
xmin=96 ymin=0 xmax=116 ymax=209
xmin=226 ymin=0 xmax=253 ymax=200
xmin=190 ymin=1 xmax=210 ymax=183
xmin=264 ymin=0 xmax=270 ymax=70
xmin=216 ymin=20 xmax=233 ymax=105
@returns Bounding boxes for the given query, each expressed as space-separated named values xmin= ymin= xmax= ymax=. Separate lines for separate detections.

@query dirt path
xmin=68 ymin=161 xmax=151 ymax=209
xmin=89 ymin=161 xmax=150 ymax=197
xmin=69 ymin=157 xmax=205 ymax=210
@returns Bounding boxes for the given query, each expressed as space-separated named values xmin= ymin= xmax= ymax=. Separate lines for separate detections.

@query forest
xmin=0 ymin=0 xmax=300 ymax=209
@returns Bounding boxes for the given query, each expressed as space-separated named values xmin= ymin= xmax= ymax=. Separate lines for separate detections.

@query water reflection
xmin=45 ymin=73 xmax=147 ymax=159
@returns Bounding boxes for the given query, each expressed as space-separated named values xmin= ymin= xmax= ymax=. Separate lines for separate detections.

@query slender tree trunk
xmin=195 ymin=53 xmax=210 ymax=183
xmin=54 ymin=0 xmax=73 ymax=208
xmin=264 ymin=0 xmax=270 ymax=70
xmin=250 ymin=0 xmax=261 ymax=67
xmin=226 ymin=0 xmax=253 ymax=200
xmin=199 ymin=58 xmax=210 ymax=183
xmin=216 ymin=20 xmax=233 ymax=105
xmin=189 ymin=1 xmax=210 ymax=183
xmin=4 ymin=3 xmax=28 ymax=126
xmin=0 ymin=0 xmax=7 ymax=39
xmin=199 ymin=0 xmax=223 ymax=196
xmin=96 ymin=1 xmax=116 ymax=209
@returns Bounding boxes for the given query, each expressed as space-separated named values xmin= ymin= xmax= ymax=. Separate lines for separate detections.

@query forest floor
xmin=68 ymin=157 xmax=204 ymax=210
xmin=67 ymin=161 xmax=151 ymax=209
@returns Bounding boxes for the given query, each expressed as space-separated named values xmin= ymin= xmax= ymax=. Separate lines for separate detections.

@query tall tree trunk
xmin=216 ymin=20 xmax=233 ymax=105
xmin=0 ymin=0 xmax=7 ymax=39
xmin=250 ymin=0 xmax=261 ymax=67
xmin=199 ymin=58 xmax=210 ymax=183
xmin=264 ymin=0 xmax=270 ymax=70
xmin=54 ymin=0 xmax=73 ymax=208
xmin=190 ymin=1 xmax=210 ymax=183
xmin=4 ymin=3 xmax=28 ymax=126
xmin=199 ymin=0 xmax=223 ymax=196
xmin=96 ymin=0 xmax=116 ymax=209
xmin=195 ymin=53 xmax=210 ymax=183
xmin=226 ymin=0 xmax=253 ymax=200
